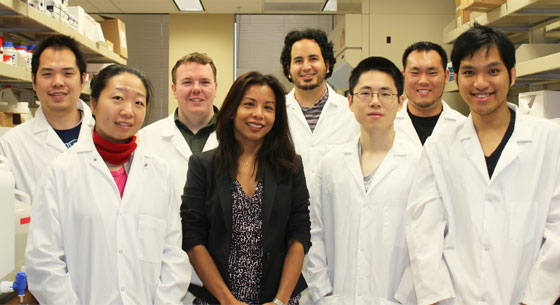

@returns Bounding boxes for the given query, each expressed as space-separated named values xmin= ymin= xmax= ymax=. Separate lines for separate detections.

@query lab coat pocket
xmin=508 ymin=200 xmax=538 ymax=246
xmin=138 ymin=215 xmax=166 ymax=263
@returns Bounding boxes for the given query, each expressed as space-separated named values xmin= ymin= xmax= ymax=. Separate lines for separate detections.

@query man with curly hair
xmin=280 ymin=28 xmax=359 ymax=185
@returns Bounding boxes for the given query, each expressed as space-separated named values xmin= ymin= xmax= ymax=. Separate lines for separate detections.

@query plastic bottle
xmin=0 ymin=36 xmax=4 ymax=60
xmin=2 ymin=42 xmax=16 ymax=66
xmin=26 ymin=44 xmax=35 ymax=70
xmin=15 ymin=46 xmax=26 ymax=67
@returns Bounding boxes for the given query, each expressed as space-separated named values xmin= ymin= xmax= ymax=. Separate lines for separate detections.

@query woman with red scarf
xmin=26 ymin=64 xmax=190 ymax=305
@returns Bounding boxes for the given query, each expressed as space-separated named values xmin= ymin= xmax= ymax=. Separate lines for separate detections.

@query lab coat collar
xmin=31 ymin=99 xmax=92 ymax=133
xmin=162 ymin=113 xmax=193 ymax=159
xmin=32 ymin=99 xmax=93 ymax=152
xmin=397 ymin=99 xmax=458 ymax=121
xmin=75 ymin=131 xmax=150 ymax=207
xmin=342 ymin=131 xmax=410 ymax=193
xmin=459 ymin=103 xmax=531 ymax=182
xmin=459 ymin=103 xmax=532 ymax=142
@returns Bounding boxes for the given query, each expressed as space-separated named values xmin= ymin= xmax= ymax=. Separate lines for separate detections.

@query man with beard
xmin=280 ymin=28 xmax=359 ymax=184
xmin=397 ymin=41 xmax=465 ymax=147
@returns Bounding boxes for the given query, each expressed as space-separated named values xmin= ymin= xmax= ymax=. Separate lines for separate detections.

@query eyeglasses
xmin=352 ymin=91 xmax=398 ymax=103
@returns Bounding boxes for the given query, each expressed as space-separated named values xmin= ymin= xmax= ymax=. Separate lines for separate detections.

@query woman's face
xmin=233 ymin=84 xmax=276 ymax=147
xmin=92 ymin=72 xmax=147 ymax=143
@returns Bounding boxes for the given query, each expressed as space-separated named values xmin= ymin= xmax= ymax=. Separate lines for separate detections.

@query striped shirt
xmin=299 ymin=86 xmax=329 ymax=132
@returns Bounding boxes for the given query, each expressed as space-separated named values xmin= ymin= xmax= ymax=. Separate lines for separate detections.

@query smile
xmin=247 ymin=122 xmax=264 ymax=129
xmin=115 ymin=122 xmax=133 ymax=127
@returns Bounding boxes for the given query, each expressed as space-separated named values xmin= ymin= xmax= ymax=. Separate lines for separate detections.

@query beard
xmin=293 ymin=72 xmax=326 ymax=91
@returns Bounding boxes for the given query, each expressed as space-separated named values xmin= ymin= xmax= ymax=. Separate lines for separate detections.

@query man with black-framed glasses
xmin=306 ymin=56 xmax=419 ymax=305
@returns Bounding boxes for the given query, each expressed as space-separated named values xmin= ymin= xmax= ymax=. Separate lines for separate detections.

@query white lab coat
xmin=308 ymin=133 xmax=420 ymax=305
xmin=406 ymin=104 xmax=560 ymax=305
xmin=26 ymin=132 xmax=191 ymax=305
xmin=138 ymin=112 xmax=218 ymax=205
xmin=394 ymin=100 xmax=465 ymax=148
xmin=286 ymin=85 xmax=359 ymax=186
xmin=0 ymin=100 xmax=94 ymax=201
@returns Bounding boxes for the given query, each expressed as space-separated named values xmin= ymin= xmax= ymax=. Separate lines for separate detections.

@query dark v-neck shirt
xmin=485 ymin=107 xmax=515 ymax=178
xmin=408 ymin=107 xmax=442 ymax=145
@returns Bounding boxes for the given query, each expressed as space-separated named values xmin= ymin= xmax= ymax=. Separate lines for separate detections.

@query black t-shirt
xmin=54 ymin=122 xmax=82 ymax=148
xmin=408 ymin=107 xmax=441 ymax=145
xmin=485 ymin=107 xmax=515 ymax=178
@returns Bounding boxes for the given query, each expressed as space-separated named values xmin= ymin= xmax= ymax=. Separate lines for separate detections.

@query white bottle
xmin=26 ymin=45 xmax=35 ymax=70
xmin=2 ymin=42 xmax=16 ymax=66
xmin=15 ymin=46 xmax=26 ymax=68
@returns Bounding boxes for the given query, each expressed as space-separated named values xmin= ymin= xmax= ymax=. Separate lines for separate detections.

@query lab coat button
xmin=121 ymin=287 xmax=125 ymax=292
xmin=484 ymin=247 xmax=490 ymax=251
xmin=119 ymin=249 xmax=123 ymax=254
xmin=481 ymin=297 xmax=486 ymax=302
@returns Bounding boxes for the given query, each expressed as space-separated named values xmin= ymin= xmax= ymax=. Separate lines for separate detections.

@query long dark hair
xmin=215 ymin=71 xmax=299 ymax=182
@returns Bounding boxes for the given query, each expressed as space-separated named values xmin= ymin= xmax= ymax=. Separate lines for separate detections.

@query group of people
xmin=0 ymin=22 xmax=558 ymax=305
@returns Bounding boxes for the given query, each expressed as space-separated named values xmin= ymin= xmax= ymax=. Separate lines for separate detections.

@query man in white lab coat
xmin=308 ymin=56 xmax=419 ymax=305
xmin=138 ymin=52 xmax=219 ymax=205
xmin=280 ymin=29 xmax=359 ymax=184
xmin=137 ymin=52 xmax=219 ymax=302
xmin=406 ymin=24 xmax=560 ymax=305
xmin=0 ymin=35 xmax=94 ymax=201
xmin=397 ymin=41 xmax=464 ymax=147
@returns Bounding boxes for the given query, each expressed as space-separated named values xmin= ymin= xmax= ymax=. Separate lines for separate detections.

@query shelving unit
xmin=0 ymin=0 xmax=125 ymax=85
xmin=443 ymin=0 xmax=560 ymax=92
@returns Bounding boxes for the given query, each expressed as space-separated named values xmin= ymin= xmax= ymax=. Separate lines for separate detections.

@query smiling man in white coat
xmin=280 ymin=28 xmax=359 ymax=184
xmin=308 ymin=56 xmax=419 ymax=305
xmin=0 ymin=34 xmax=93 ymax=201
xmin=406 ymin=24 xmax=560 ymax=305
xmin=397 ymin=41 xmax=464 ymax=147
xmin=138 ymin=52 xmax=219 ymax=204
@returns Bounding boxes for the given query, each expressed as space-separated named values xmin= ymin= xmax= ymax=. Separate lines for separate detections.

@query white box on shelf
xmin=68 ymin=6 xmax=87 ymax=35
xmin=519 ymin=90 xmax=560 ymax=119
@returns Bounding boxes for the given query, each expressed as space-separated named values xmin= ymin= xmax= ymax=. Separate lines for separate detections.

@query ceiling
xmin=70 ymin=0 xmax=361 ymax=14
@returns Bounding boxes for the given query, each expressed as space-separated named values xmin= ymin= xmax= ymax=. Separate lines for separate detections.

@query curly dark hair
xmin=280 ymin=28 xmax=335 ymax=82
xmin=215 ymin=71 xmax=299 ymax=182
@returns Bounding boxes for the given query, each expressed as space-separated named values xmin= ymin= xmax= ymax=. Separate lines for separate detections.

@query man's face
xmin=288 ymin=39 xmax=328 ymax=91
xmin=32 ymin=47 xmax=85 ymax=115
xmin=403 ymin=50 xmax=448 ymax=115
xmin=172 ymin=62 xmax=217 ymax=122
xmin=349 ymin=70 xmax=403 ymax=132
xmin=456 ymin=46 xmax=515 ymax=117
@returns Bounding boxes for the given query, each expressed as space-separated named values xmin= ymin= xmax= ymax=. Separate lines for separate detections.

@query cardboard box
xmin=99 ymin=18 xmax=128 ymax=58
xmin=455 ymin=9 xmax=471 ymax=27
xmin=462 ymin=0 xmax=505 ymax=12
xmin=519 ymin=90 xmax=560 ymax=119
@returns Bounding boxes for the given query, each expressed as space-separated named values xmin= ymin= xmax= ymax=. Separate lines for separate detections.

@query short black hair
xmin=90 ymin=64 xmax=154 ymax=107
xmin=402 ymin=41 xmax=448 ymax=71
xmin=280 ymin=28 xmax=335 ymax=82
xmin=349 ymin=56 xmax=404 ymax=97
xmin=451 ymin=23 xmax=515 ymax=82
xmin=32 ymin=34 xmax=87 ymax=82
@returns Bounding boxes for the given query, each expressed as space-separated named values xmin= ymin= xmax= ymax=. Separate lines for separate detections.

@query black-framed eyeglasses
xmin=352 ymin=91 xmax=398 ymax=103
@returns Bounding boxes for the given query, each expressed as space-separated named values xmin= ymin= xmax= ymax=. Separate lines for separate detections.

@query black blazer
xmin=181 ymin=149 xmax=311 ymax=304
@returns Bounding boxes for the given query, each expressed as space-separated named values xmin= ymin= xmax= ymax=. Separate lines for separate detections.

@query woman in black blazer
xmin=181 ymin=71 xmax=311 ymax=305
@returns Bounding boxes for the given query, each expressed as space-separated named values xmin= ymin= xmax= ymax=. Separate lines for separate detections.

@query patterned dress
xmin=194 ymin=178 xmax=300 ymax=305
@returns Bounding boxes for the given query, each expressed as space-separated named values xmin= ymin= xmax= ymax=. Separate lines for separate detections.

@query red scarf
xmin=93 ymin=130 xmax=137 ymax=165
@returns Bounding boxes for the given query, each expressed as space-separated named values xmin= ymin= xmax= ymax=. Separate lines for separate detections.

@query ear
xmin=348 ymin=94 xmax=353 ymax=111
xmin=90 ymin=98 xmax=97 ymax=111
xmin=32 ymin=74 xmax=36 ymax=91
xmin=326 ymin=61 xmax=330 ymax=74
xmin=80 ymin=72 xmax=86 ymax=89
xmin=445 ymin=67 xmax=450 ymax=83
xmin=397 ymin=95 xmax=404 ymax=112
xmin=510 ymin=66 xmax=516 ymax=87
